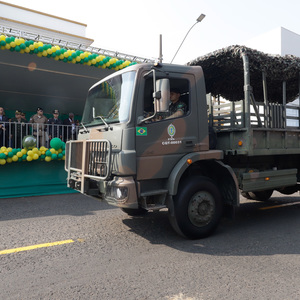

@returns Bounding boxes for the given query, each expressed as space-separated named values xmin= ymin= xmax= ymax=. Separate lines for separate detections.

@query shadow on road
xmin=0 ymin=193 xmax=116 ymax=221
xmin=122 ymin=195 xmax=300 ymax=256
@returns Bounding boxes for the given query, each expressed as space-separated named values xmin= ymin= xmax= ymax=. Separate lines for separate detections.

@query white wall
xmin=245 ymin=27 xmax=300 ymax=57
xmin=0 ymin=1 xmax=93 ymax=45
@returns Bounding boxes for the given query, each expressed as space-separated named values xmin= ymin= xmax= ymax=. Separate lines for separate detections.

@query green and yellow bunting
xmin=0 ymin=34 xmax=137 ymax=70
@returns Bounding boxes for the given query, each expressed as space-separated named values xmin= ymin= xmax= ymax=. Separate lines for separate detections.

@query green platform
xmin=0 ymin=161 xmax=77 ymax=198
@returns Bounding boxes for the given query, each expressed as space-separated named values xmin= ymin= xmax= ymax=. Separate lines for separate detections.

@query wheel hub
xmin=188 ymin=191 xmax=215 ymax=226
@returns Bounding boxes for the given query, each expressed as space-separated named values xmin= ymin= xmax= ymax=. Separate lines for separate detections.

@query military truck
xmin=65 ymin=45 xmax=300 ymax=239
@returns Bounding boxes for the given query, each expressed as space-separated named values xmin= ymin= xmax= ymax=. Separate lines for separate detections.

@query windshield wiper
xmin=92 ymin=107 xmax=112 ymax=131
xmin=80 ymin=122 xmax=89 ymax=133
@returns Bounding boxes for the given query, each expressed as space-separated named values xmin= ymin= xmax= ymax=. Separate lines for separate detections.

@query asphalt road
xmin=1 ymin=191 xmax=300 ymax=300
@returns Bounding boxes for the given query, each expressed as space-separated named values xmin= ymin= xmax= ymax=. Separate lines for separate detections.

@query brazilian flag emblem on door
xmin=136 ymin=127 xmax=147 ymax=136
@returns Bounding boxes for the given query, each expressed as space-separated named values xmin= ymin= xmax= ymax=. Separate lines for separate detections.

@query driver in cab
xmin=149 ymin=88 xmax=187 ymax=122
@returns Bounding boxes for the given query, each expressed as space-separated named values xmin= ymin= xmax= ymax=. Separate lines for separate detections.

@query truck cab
xmin=65 ymin=62 xmax=238 ymax=239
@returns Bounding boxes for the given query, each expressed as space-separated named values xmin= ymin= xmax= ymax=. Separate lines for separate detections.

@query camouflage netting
xmin=188 ymin=45 xmax=300 ymax=103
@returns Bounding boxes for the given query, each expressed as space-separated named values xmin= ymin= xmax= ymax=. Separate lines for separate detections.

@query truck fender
xmin=167 ymin=152 xmax=240 ymax=207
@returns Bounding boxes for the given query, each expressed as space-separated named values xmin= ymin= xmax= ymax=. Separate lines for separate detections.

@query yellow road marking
xmin=0 ymin=239 xmax=74 ymax=255
xmin=259 ymin=201 xmax=300 ymax=210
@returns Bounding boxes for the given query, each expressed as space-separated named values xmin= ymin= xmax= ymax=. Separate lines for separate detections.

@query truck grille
xmin=65 ymin=139 xmax=112 ymax=180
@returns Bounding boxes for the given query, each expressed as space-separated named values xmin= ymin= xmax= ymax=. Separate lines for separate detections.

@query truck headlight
xmin=115 ymin=187 xmax=128 ymax=200
xmin=106 ymin=186 xmax=128 ymax=200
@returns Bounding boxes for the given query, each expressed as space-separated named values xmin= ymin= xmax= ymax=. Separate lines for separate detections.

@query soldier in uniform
xmin=48 ymin=109 xmax=63 ymax=141
xmin=167 ymin=88 xmax=187 ymax=118
xmin=0 ymin=107 xmax=9 ymax=147
xmin=11 ymin=110 xmax=26 ymax=148
xmin=30 ymin=107 xmax=48 ymax=147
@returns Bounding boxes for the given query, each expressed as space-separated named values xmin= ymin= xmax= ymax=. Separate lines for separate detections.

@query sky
xmin=3 ymin=0 xmax=300 ymax=64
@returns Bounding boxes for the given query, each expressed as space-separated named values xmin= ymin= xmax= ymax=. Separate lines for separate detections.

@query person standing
xmin=0 ymin=107 xmax=9 ymax=147
xmin=30 ymin=107 xmax=48 ymax=147
xmin=48 ymin=109 xmax=63 ymax=141
xmin=63 ymin=112 xmax=76 ymax=141
xmin=11 ymin=110 xmax=26 ymax=148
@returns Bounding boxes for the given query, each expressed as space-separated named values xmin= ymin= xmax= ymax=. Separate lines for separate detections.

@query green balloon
xmin=51 ymin=153 xmax=58 ymax=160
xmin=50 ymin=138 xmax=63 ymax=150
xmin=22 ymin=135 xmax=37 ymax=149
xmin=45 ymin=150 xmax=52 ymax=156
xmin=0 ymin=153 xmax=6 ymax=159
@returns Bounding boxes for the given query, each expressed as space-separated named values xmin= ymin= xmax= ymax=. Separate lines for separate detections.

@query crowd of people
xmin=0 ymin=106 xmax=80 ymax=148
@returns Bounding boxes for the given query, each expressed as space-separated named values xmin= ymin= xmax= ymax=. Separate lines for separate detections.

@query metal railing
xmin=0 ymin=121 xmax=79 ymax=148
xmin=0 ymin=25 xmax=155 ymax=64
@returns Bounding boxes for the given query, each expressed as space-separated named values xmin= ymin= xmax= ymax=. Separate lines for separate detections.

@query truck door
xmin=135 ymin=76 xmax=200 ymax=180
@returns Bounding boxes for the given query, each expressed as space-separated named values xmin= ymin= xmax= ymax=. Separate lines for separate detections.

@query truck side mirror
xmin=155 ymin=79 xmax=170 ymax=112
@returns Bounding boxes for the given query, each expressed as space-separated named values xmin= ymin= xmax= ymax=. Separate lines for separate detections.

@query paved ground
xmin=0 ymin=192 xmax=300 ymax=299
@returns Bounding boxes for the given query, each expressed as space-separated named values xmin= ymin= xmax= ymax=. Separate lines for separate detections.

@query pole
xmin=159 ymin=34 xmax=163 ymax=63
xmin=170 ymin=14 xmax=205 ymax=64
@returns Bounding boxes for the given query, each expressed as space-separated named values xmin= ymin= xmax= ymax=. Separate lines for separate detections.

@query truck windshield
xmin=81 ymin=71 xmax=136 ymax=126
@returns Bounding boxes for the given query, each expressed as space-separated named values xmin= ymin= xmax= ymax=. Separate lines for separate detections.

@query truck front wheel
xmin=169 ymin=176 xmax=223 ymax=239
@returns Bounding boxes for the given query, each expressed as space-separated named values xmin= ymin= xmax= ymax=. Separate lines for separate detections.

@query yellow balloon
xmin=17 ymin=151 xmax=23 ymax=158
xmin=12 ymin=155 xmax=18 ymax=162
xmin=10 ymin=42 xmax=16 ymax=47
xmin=26 ymin=156 xmax=33 ymax=162
xmin=6 ymin=158 xmax=12 ymax=163
xmin=29 ymin=45 xmax=35 ymax=51
xmin=50 ymin=148 xmax=56 ymax=154
xmin=42 ymin=50 xmax=48 ymax=57
xmin=5 ymin=44 xmax=11 ymax=50
xmin=0 ymin=159 xmax=6 ymax=165
xmin=7 ymin=147 xmax=12 ymax=152
xmin=47 ymin=49 xmax=52 ymax=55
xmin=38 ymin=41 xmax=43 ymax=47
xmin=1 ymin=146 xmax=6 ymax=151
xmin=45 ymin=156 xmax=52 ymax=162
xmin=21 ymin=149 xmax=27 ymax=155
xmin=0 ymin=35 xmax=5 ymax=41
xmin=15 ymin=39 xmax=21 ymax=46
xmin=27 ymin=150 xmax=34 ymax=157
xmin=33 ymin=153 xmax=39 ymax=160
xmin=32 ymin=148 xmax=39 ymax=153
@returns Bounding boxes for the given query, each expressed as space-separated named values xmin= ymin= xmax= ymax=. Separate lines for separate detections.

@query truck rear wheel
xmin=169 ymin=176 xmax=223 ymax=239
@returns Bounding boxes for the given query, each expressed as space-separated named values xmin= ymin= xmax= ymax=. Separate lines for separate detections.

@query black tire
xmin=169 ymin=176 xmax=223 ymax=239
xmin=121 ymin=207 xmax=148 ymax=216
xmin=248 ymin=190 xmax=273 ymax=201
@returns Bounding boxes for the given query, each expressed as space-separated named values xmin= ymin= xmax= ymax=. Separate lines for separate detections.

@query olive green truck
xmin=65 ymin=45 xmax=300 ymax=239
